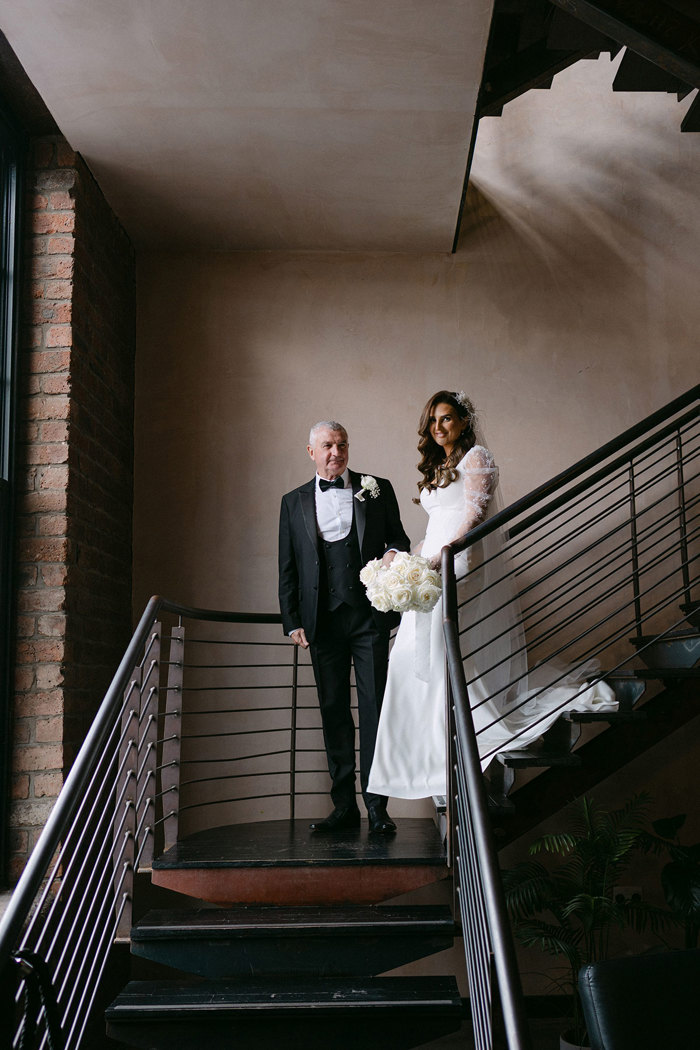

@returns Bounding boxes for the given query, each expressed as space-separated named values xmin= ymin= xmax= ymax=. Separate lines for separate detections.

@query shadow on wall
xmin=454 ymin=106 xmax=698 ymax=406
xmin=456 ymin=144 xmax=697 ymax=313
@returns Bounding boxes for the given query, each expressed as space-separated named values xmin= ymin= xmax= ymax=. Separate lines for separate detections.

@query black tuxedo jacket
xmin=278 ymin=470 xmax=410 ymax=642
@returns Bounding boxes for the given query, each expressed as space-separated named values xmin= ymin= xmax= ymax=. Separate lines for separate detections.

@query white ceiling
xmin=0 ymin=0 xmax=494 ymax=251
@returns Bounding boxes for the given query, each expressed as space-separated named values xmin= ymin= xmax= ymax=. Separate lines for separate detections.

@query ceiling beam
xmin=547 ymin=0 xmax=700 ymax=88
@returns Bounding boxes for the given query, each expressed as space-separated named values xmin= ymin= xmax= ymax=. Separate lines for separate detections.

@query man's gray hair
xmin=308 ymin=420 xmax=347 ymax=445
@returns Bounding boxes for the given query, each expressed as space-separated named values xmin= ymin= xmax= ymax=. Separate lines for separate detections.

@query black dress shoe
xmin=367 ymin=806 xmax=397 ymax=835
xmin=309 ymin=806 xmax=361 ymax=832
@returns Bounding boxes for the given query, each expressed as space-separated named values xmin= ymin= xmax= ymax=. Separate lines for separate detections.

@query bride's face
xmin=429 ymin=402 xmax=466 ymax=457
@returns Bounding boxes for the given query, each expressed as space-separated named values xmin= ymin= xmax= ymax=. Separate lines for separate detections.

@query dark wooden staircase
xmin=487 ymin=607 xmax=700 ymax=848
xmin=106 ymin=817 xmax=463 ymax=1050
xmin=107 ymin=612 xmax=700 ymax=1047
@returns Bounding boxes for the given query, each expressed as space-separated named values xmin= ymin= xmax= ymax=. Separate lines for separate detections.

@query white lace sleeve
xmin=454 ymin=445 xmax=498 ymax=538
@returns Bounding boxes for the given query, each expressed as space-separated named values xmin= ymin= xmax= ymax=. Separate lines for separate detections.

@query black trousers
xmin=309 ymin=602 xmax=390 ymax=811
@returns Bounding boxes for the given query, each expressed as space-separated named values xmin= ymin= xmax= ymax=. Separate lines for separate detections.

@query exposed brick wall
xmin=9 ymin=136 xmax=135 ymax=882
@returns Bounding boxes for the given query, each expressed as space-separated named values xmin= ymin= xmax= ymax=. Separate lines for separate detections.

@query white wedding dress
xmin=368 ymin=445 xmax=617 ymax=800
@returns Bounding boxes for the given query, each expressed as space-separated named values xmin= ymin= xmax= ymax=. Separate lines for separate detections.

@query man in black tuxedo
xmin=278 ymin=420 xmax=410 ymax=834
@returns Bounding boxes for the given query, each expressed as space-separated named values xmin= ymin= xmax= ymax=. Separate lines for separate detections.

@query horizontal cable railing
xmin=442 ymin=384 xmax=700 ymax=1050
xmin=164 ymin=616 xmax=361 ymax=828
xmin=0 ymin=598 xmax=337 ymax=1050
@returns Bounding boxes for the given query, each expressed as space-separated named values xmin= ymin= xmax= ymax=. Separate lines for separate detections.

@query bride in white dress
xmin=368 ymin=389 xmax=616 ymax=800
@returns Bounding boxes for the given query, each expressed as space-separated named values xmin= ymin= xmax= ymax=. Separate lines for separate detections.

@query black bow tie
xmin=319 ymin=477 xmax=345 ymax=491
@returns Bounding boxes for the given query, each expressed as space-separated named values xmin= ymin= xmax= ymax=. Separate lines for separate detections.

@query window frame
xmin=0 ymin=104 xmax=24 ymax=879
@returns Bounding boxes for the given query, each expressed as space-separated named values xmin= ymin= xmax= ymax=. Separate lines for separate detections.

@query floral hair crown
xmin=454 ymin=390 xmax=470 ymax=411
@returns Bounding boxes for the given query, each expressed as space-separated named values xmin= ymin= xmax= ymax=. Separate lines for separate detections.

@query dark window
xmin=0 ymin=105 xmax=23 ymax=877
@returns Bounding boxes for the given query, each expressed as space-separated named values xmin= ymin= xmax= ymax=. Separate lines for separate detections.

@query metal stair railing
xmin=442 ymin=383 xmax=700 ymax=1050
xmin=0 ymin=598 xmax=327 ymax=1050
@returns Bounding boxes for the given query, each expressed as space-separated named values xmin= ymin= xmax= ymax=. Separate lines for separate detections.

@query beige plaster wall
xmin=134 ymin=54 xmax=698 ymax=614
xmin=133 ymin=54 xmax=699 ymax=821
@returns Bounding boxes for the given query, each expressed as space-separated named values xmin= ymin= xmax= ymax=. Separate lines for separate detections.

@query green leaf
xmin=529 ymin=832 xmax=576 ymax=856
xmin=623 ymin=899 xmax=680 ymax=935
xmin=502 ymin=862 xmax=556 ymax=921
xmin=515 ymin=920 xmax=582 ymax=972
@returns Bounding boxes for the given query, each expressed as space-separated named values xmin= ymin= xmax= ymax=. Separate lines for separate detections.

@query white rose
xmin=391 ymin=585 xmax=414 ymax=612
xmin=405 ymin=561 xmax=424 ymax=584
xmin=417 ymin=583 xmax=441 ymax=610
xmin=413 ymin=561 xmax=430 ymax=583
xmin=382 ymin=570 xmax=402 ymax=591
xmin=369 ymin=586 xmax=393 ymax=613
xmin=360 ymin=559 xmax=382 ymax=586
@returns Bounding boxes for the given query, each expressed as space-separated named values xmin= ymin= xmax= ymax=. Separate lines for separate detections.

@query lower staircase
xmin=106 ymin=817 xmax=463 ymax=1050
xmin=486 ymin=617 xmax=700 ymax=846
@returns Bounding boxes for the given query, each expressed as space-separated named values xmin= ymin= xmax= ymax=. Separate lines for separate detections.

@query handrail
xmin=0 ymin=594 xmax=157 ymax=959
xmin=0 ymin=596 xmax=284 ymax=959
xmin=440 ymin=384 xmax=700 ymax=1049
xmin=0 ymin=596 xmax=307 ymax=1050
xmin=450 ymin=384 xmax=700 ymax=554
xmin=157 ymin=598 xmax=282 ymax=624
xmin=443 ymin=548 xmax=532 ymax=1050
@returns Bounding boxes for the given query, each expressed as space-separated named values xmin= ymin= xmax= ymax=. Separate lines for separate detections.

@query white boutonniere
xmin=355 ymin=475 xmax=380 ymax=502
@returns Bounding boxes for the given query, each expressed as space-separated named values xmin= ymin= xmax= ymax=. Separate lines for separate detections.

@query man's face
xmin=307 ymin=427 xmax=349 ymax=480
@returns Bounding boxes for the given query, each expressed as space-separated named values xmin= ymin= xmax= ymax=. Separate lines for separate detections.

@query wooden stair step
xmin=499 ymin=749 xmax=582 ymax=769
xmin=495 ymin=678 xmax=700 ymax=849
xmin=131 ymin=904 xmax=456 ymax=977
xmin=106 ymin=976 xmax=464 ymax=1050
xmin=631 ymin=632 xmax=700 ymax=670
xmin=605 ymin=673 xmax=646 ymax=707
xmin=486 ymin=793 xmax=515 ymax=819
xmin=150 ymin=818 xmax=447 ymax=905
xmin=633 ymin=667 xmax=700 ymax=680
xmin=681 ymin=600 xmax=700 ymax=628
xmin=565 ymin=709 xmax=646 ymax=724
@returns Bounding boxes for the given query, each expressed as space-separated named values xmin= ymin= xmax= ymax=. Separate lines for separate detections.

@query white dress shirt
xmin=314 ymin=470 xmax=353 ymax=541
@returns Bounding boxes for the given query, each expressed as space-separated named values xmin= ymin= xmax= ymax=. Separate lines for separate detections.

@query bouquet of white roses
xmin=360 ymin=551 xmax=442 ymax=614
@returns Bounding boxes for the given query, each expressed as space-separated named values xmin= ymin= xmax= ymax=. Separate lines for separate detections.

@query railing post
xmin=441 ymin=547 xmax=460 ymax=910
xmin=115 ymin=666 xmax=139 ymax=940
xmin=290 ymin=643 xmax=299 ymax=821
xmin=161 ymin=626 xmax=184 ymax=851
xmin=136 ymin=624 xmax=160 ymax=868
xmin=675 ymin=428 xmax=692 ymax=605
xmin=628 ymin=463 xmax=644 ymax=645
xmin=445 ymin=660 xmax=460 ymax=921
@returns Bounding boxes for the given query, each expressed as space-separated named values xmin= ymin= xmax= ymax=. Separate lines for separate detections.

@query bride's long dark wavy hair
xmin=415 ymin=389 xmax=478 ymax=499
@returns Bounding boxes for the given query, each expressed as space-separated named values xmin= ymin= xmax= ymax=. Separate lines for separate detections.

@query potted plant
xmin=639 ymin=813 xmax=700 ymax=949
xmin=502 ymin=793 xmax=671 ymax=1049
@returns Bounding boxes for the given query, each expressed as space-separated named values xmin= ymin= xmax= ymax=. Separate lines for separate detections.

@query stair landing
xmin=151 ymin=818 xmax=447 ymax=905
